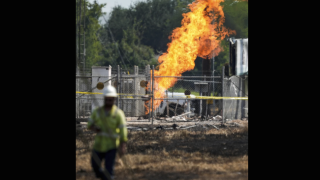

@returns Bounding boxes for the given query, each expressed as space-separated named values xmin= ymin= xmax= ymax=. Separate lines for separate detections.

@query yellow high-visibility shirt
xmin=87 ymin=105 xmax=128 ymax=152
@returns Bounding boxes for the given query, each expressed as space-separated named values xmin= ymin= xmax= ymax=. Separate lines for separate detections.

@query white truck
xmin=155 ymin=91 xmax=197 ymax=117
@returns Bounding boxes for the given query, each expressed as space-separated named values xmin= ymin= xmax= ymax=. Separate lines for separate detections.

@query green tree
xmin=97 ymin=19 xmax=157 ymax=70
xmin=76 ymin=0 xmax=106 ymax=70
xmin=222 ymin=0 xmax=248 ymax=38
xmin=106 ymin=0 xmax=193 ymax=54
xmin=84 ymin=1 xmax=106 ymax=68
xmin=106 ymin=6 xmax=131 ymax=42
xmin=96 ymin=0 xmax=247 ymax=74
xmin=213 ymin=0 xmax=248 ymax=74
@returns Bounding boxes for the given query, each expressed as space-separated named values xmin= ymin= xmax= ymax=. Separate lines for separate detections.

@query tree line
xmin=76 ymin=0 xmax=248 ymax=74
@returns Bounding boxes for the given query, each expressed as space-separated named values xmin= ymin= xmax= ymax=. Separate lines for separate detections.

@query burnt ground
xmin=76 ymin=119 xmax=248 ymax=180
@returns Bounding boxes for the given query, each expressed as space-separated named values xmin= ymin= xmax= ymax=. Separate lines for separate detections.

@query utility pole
xmin=202 ymin=57 xmax=211 ymax=119
xmin=78 ymin=0 xmax=86 ymax=75
xmin=83 ymin=0 xmax=86 ymax=74
xmin=152 ymin=65 xmax=154 ymax=125
xmin=212 ymin=51 xmax=215 ymax=113
xmin=79 ymin=0 xmax=81 ymax=74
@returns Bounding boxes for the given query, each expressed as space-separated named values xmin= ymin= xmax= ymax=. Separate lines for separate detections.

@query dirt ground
xmin=76 ymin=119 xmax=248 ymax=180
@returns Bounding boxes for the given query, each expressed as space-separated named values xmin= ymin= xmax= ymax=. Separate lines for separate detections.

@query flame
xmin=146 ymin=0 xmax=236 ymax=114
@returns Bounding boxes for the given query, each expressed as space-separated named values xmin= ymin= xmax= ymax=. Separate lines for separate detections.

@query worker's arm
xmin=118 ymin=110 xmax=127 ymax=156
xmin=118 ymin=110 xmax=128 ymax=143
xmin=87 ymin=110 xmax=101 ymax=133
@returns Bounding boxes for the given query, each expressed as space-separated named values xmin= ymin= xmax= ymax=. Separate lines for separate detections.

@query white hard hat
xmin=103 ymin=85 xmax=117 ymax=97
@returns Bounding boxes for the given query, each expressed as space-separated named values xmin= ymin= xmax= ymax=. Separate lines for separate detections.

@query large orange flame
xmin=146 ymin=0 xmax=236 ymax=114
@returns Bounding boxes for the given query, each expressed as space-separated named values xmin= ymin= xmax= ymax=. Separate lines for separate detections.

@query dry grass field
xmin=76 ymin=120 xmax=248 ymax=180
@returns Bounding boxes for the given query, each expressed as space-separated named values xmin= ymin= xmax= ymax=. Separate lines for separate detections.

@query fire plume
xmin=146 ymin=0 xmax=236 ymax=114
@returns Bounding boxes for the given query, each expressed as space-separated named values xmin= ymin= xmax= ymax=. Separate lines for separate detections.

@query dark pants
xmin=91 ymin=149 xmax=117 ymax=180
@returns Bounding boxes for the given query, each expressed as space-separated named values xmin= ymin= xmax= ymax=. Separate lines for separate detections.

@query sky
xmin=87 ymin=0 xmax=145 ymax=24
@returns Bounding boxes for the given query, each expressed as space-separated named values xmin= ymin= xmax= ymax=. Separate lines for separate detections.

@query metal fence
xmin=222 ymin=67 xmax=248 ymax=121
xmin=76 ymin=71 xmax=92 ymax=119
xmin=76 ymin=65 xmax=150 ymax=120
xmin=76 ymin=65 xmax=247 ymax=123
xmin=152 ymin=75 xmax=223 ymax=119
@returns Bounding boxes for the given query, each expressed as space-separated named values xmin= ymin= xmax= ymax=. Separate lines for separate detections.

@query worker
xmin=87 ymin=85 xmax=128 ymax=180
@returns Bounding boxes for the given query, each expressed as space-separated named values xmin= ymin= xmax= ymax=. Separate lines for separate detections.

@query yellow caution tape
xmin=76 ymin=91 xmax=103 ymax=95
xmin=76 ymin=91 xmax=247 ymax=100
xmin=76 ymin=91 xmax=144 ymax=96
xmin=124 ymin=96 xmax=134 ymax=98
xmin=194 ymin=96 xmax=248 ymax=100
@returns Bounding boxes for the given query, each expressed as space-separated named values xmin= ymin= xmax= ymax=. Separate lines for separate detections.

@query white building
xmin=91 ymin=66 xmax=112 ymax=111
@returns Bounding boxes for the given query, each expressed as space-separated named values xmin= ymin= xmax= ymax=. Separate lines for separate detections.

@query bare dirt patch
xmin=76 ymin=121 xmax=248 ymax=180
